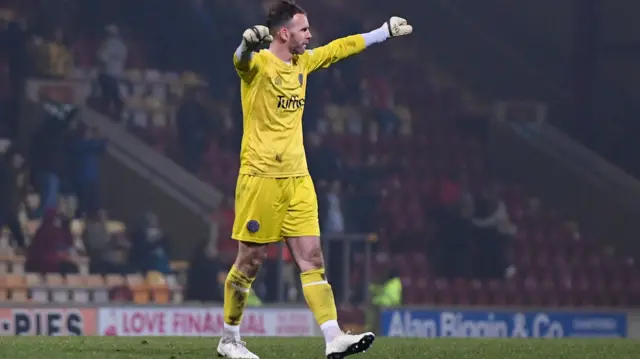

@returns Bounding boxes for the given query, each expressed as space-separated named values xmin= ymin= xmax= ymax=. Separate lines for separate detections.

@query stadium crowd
xmin=0 ymin=1 xmax=177 ymax=300
xmin=0 ymin=0 xmax=638 ymax=321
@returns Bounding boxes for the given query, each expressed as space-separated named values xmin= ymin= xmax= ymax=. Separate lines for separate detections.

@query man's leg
xmin=283 ymin=176 xmax=373 ymax=358
xmin=35 ymin=172 xmax=59 ymax=217
xmin=6 ymin=213 xmax=26 ymax=249
xmin=222 ymin=241 xmax=266 ymax=338
xmin=219 ymin=174 xmax=285 ymax=359
xmin=286 ymin=236 xmax=340 ymax=338
xmin=287 ymin=236 xmax=375 ymax=358
xmin=218 ymin=241 xmax=267 ymax=359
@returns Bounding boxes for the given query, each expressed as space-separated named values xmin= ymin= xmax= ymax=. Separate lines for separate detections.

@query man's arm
xmin=304 ymin=16 xmax=413 ymax=73
xmin=233 ymin=45 xmax=258 ymax=81
xmin=303 ymin=35 xmax=367 ymax=73
xmin=233 ymin=25 xmax=272 ymax=83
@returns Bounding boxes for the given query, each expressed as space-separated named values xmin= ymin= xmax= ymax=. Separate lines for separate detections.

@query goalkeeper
xmin=218 ymin=1 xmax=412 ymax=358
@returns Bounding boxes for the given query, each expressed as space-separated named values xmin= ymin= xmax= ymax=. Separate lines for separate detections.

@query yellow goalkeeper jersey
xmin=233 ymin=35 xmax=366 ymax=177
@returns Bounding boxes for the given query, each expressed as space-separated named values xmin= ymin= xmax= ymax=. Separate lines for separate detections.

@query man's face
xmin=282 ymin=13 xmax=312 ymax=55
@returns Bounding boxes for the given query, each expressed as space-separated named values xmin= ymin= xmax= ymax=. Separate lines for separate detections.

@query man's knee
xmin=287 ymin=236 xmax=324 ymax=272
xmin=234 ymin=241 xmax=268 ymax=278
xmin=301 ymin=246 xmax=324 ymax=268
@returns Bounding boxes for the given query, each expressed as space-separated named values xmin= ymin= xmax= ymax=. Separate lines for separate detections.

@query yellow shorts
xmin=232 ymin=174 xmax=320 ymax=243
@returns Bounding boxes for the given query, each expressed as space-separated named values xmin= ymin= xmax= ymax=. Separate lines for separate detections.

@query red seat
xmin=451 ymin=278 xmax=471 ymax=305
xmin=433 ymin=279 xmax=453 ymax=305
xmin=403 ymin=279 xmax=420 ymax=305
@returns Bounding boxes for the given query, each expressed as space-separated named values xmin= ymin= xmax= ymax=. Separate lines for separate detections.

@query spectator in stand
xmin=471 ymin=187 xmax=516 ymax=279
xmin=71 ymin=124 xmax=106 ymax=217
xmin=83 ymin=210 xmax=132 ymax=275
xmin=31 ymin=27 xmax=71 ymax=79
xmin=319 ymin=180 xmax=346 ymax=235
xmin=366 ymin=267 xmax=402 ymax=331
xmin=0 ymin=147 xmax=27 ymax=250
xmin=394 ymin=98 xmax=413 ymax=136
xmin=186 ymin=238 xmax=223 ymax=302
xmin=176 ymin=87 xmax=214 ymax=174
xmin=30 ymin=106 xmax=74 ymax=218
xmin=97 ymin=24 xmax=127 ymax=119
xmin=47 ymin=27 xmax=72 ymax=79
xmin=431 ymin=171 xmax=474 ymax=278
xmin=319 ymin=180 xmax=351 ymax=301
xmin=129 ymin=211 xmax=172 ymax=274
xmin=431 ymin=196 xmax=473 ymax=279
xmin=25 ymin=208 xmax=78 ymax=274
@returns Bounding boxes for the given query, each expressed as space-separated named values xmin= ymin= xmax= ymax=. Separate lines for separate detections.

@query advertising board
xmin=98 ymin=307 xmax=318 ymax=337
xmin=0 ymin=308 xmax=97 ymax=336
xmin=381 ymin=309 xmax=627 ymax=338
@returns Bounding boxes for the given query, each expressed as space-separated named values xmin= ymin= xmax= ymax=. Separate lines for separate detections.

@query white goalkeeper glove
xmin=240 ymin=25 xmax=273 ymax=52
xmin=384 ymin=16 xmax=413 ymax=37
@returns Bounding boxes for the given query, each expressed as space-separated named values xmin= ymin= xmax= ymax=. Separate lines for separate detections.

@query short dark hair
xmin=266 ymin=0 xmax=306 ymax=31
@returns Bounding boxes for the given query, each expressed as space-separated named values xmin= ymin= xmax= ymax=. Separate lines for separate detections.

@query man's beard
xmin=291 ymin=45 xmax=305 ymax=55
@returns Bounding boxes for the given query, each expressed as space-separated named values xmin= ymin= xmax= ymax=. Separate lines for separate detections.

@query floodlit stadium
xmin=0 ymin=0 xmax=639 ymax=358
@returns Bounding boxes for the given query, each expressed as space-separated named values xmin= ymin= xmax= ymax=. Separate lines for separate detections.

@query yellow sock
xmin=301 ymin=268 xmax=338 ymax=326
xmin=223 ymin=265 xmax=255 ymax=327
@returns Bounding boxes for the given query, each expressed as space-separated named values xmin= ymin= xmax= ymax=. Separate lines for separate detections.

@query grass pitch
xmin=0 ymin=337 xmax=638 ymax=359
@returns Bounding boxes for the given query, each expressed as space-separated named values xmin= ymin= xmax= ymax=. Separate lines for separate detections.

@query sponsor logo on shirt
xmin=276 ymin=95 xmax=305 ymax=111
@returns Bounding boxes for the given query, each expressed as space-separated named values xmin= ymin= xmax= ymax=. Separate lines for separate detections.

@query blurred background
xmin=0 ymin=0 xmax=639 ymax=337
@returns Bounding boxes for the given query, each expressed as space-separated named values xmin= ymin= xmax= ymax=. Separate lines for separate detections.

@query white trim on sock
xmin=231 ymin=282 xmax=251 ymax=293
xmin=302 ymin=280 xmax=328 ymax=287
xmin=320 ymin=320 xmax=342 ymax=344
xmin=320 ymin=320 xmax=340 ymax=331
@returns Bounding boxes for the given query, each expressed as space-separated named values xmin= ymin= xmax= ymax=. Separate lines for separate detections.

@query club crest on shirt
xmin=247 ymin=220 xmax=260 ymax=233
xmin=298 ymin=73 xmax=304 ymax=86
xmin=274 ymin=77 xmax=282 ymax=86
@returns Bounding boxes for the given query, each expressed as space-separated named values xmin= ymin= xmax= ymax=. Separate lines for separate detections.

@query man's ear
xmin=277 ymin=26 xmax=289 ymax=41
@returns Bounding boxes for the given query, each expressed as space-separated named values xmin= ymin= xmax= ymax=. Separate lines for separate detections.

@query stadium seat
xmin=26 ymin=273 xmax=48 ymax=303
xmin=0 ymin=254 xmax=25 ymax=274
xmin=127 ymin=274 xmax=150 ymax=304
xmin=165 ymin=274 xmax=183 ymax=303
xmin=66 ymin=274 xmax=91 ymax=303
xmin=147 ymin=271 xmax=170 ymax=304
xmin=0 ymin=274 xmax=27 ymax=302
xmin=86 ymin=275 xmax=109 ymax=303
xmin=45 ymin=273 xmax=69 ymax=303
xmin=43 ymin=273 xmax=61 ymax=286
xmin=106 ymin=274 xmax=125 ymax=287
